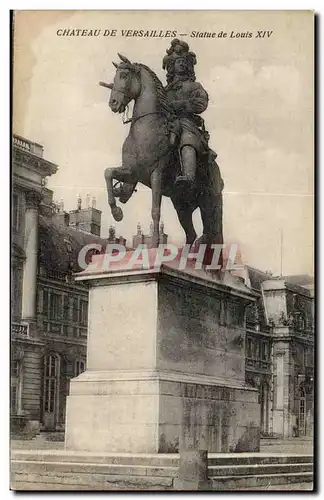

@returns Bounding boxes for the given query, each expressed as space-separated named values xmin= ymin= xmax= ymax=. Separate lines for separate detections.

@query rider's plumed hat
xmin=162 ymin=39 xmax=197 ymax=70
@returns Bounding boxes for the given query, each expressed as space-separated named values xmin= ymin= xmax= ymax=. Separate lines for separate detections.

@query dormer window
xmin=64 ymin=238 xmax=73 ymax=253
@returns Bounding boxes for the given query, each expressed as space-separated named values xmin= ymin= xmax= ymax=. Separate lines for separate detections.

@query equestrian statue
xmin=100 ymin=38 xmax=224 ymax=255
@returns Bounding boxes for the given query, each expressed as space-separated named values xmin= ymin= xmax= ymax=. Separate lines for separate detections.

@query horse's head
xmin=108 ymin=53 xmax=141 ymax=114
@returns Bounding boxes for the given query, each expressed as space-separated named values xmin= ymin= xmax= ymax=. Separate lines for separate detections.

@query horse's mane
xmin=136 ymin=63 xmax=173 ymax=116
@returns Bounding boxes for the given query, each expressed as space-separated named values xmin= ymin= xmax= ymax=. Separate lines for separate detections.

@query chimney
xmin=107 ymin=225 xmax=116 ymax=243
xmin=132 ymin=222 xmax=144 ymax=248
xmin=77 ymin=194 xmax=82 ymax=211
xmin=117 ymin=236 xmax=127 ymax=246
xmin=68 ymin=194 xmax=102 ymax=236
xmin=159 ymin=221 xmax=168 ymax=244
xmin=137 ymin=221 xmax=168 ymax=248
xmin=52 ymin=197 xmax=70 ymax=227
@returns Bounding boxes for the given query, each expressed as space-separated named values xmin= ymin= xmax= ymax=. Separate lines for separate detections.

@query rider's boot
xmin=175 ymin=146 xmax=196 ymax=190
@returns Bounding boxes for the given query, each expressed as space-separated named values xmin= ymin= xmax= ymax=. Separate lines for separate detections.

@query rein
xmin=122 ymin=111 xmax=162 ymax=125
xmin=112 ymin=86 xmax=161 ymax=125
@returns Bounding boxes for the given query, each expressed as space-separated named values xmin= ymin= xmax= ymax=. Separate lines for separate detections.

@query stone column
xmin=22 ymin=191 xmax=41 ymax=321
xmin=272 ymin=340 xmax=294 ymax=437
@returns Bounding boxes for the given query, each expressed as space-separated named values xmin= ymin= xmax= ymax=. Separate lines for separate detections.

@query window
xmin=43 ymin=355 xmax=59 ymax=414
xmin=64 ymin=238 xmax=73 ymax=253
xmin=43 ymin=289 xmax=49 ymax=318
xmin=75 ymin=360 xmax=85 ymax=377
xmin=300 ymin=346 xmax=305 ymax=368
xmin=11 ymin=359 xmax=20 ymax=415
xmin=11 ymin=386 xmax=18 ymax=414
xmin=11 ymin=360 xmax=20 ymax=377
xmin=50 ymin=293 xmax=61 ymax=321
xmin=247 ymin=338 xmax=253 ymax=358
xmin=72 ymin=298 xmax=79 ymax=323
xmin=299 ymin=387 xmax=306 ymax=436
xmin=12 ymin=194 xmax=20 ymax=231
xmin=261 ymin=342 xmax=270 ymax=361
xmin=63 ymin=295 xmax=69 ymax=321
xmin=80 ymin=300 xmax=88 ymax=326
xmin=260 ymin=383 xmax=269 ymax=434
xmin=297 ymin=314 xmax=305 ymax=332
xmin=272 ymin=375 xmax=277 ymax=409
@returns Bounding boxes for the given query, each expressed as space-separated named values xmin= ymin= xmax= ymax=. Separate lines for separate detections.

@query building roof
xmin=246 ymin=266 xmax=274 ymax=291
xmin=38 ymin=215 xmax=108 ymax=274
xmin=283 ymin=274 xmax=314 ymax=288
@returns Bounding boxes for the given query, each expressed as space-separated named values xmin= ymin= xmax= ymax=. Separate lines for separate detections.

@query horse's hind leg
xmin=199 ymin=193 xmax=224 ymax=268
xmin=199 ymin=193 xmax=223 ymax=244
xmin=150 ymin=164 xmax=163 ymax=248
xmin=104 ymin=165 xmax=136 ymax=221
xmin=172 ymin=197 xmax=197 ymax=245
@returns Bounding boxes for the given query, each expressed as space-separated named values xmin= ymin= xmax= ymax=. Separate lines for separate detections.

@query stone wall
xmin=157 ymin=279 xmax=246 ymax=382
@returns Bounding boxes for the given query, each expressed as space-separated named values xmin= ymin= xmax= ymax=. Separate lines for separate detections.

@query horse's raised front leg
xmin=105 ymin=165 xmax=137 ymax=222
xmin=104 ymin=167 xmax=123 ymax=221
xmin=150 ymin=164 xmax=163 ymax=248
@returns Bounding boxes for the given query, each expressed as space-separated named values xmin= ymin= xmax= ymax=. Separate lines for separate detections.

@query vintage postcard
xmin=11 ymin=10 xmax=314 ymax=491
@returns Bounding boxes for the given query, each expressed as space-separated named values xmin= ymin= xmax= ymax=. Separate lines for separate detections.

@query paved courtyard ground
xmin=11 ymin=434 xmax=314 ymax=454
xmin=10 ymin=435 xmax=314 ymax=491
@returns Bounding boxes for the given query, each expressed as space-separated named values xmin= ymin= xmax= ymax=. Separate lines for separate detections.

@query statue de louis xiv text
xmin=56 ymin=29 xmax=273 ymax=39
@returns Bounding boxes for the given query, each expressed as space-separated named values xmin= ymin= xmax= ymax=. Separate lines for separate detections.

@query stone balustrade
xmin=12 ymin=322 xmax=29 ymax=338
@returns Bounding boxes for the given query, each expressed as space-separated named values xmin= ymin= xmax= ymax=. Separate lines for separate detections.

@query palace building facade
xmin=11 ymin=134 xmax=314 ymax=438
xmin=244 ymin=268 xmax=314 ymax=438
xmin=11 ymin=134 xmax=126 ymax=433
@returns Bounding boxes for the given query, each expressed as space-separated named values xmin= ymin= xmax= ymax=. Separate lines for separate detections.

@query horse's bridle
xmin=111 ymin=86 xmax=162 ymax=125
xmin=111 ymin=87 xmax=134 ymax=101
xmin=111 ymin=68 xmax=164 ymax=125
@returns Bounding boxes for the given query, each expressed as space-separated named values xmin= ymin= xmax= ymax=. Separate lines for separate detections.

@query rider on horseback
xmin=163 ymin=39 xmax=212 ymax=189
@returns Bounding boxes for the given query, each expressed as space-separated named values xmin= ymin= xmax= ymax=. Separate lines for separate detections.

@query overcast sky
xmin=13 ymin=10 xmax=314 ymax=276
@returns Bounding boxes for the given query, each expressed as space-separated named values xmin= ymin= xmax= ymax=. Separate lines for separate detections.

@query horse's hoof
xmin=111 ymin=205 xmax=123 ymax=221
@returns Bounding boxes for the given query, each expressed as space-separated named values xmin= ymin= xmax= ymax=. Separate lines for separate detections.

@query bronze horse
xmin=102 ymin=53 xmax=223 ymax=249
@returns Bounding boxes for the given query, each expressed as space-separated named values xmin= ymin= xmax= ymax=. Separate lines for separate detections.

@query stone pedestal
xmin=65 ymin=251 xmax=260 ymax=453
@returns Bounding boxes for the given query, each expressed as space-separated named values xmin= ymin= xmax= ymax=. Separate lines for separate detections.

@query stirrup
xmin=175 ymin=176 xmax=195 ymax=189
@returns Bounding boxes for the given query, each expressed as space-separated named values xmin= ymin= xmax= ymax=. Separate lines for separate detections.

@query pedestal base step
xmin=11 ymin=450 xmax=313 ymax=491
xmin=211 ymin=472 xmax=313 ymax=491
